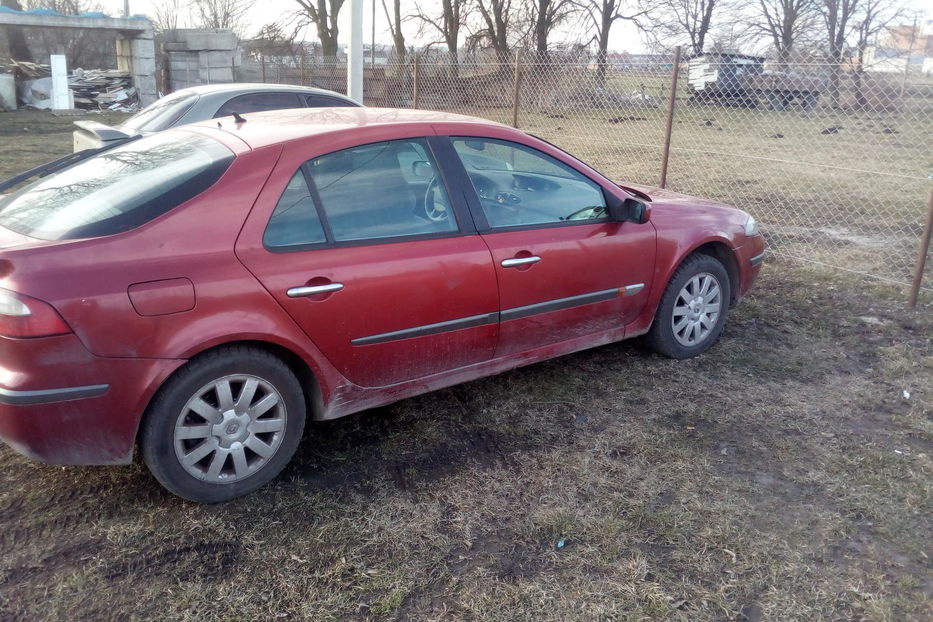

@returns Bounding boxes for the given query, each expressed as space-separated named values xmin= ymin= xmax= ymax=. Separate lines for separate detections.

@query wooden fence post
xmin=659 ymin=46 xmax=682 ymax=189
xmin=412 ymin=54 xmax=420 ymax=109
xmin=908 ymin=186 xmax=933 ymax=307
xmin=260 ymin=54 xmax=266 ymax=83
xmin=512 ymin=50 xmax=522 ymax=128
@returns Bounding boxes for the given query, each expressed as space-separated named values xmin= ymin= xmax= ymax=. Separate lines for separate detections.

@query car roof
xmin=174 ymin=82 xmax=356 ymax=101
xmin=191 ymin=107 xmax=507 ymax=150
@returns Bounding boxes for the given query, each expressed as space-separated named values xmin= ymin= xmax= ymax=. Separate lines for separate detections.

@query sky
xmin=95 ymin=0 xmax=665 ymax=54
xmin=96 ymin=0 xmax=930 ymax=56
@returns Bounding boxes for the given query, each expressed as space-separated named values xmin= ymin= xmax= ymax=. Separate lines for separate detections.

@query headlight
xmin=744 ymin=215 xmax=759 ymax=237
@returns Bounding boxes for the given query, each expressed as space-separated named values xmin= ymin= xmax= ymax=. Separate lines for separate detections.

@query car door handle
xmin=501 ymin=256 xmax=541 ymax=268
xmin=287 ymin=283 xmax=344 ymax=297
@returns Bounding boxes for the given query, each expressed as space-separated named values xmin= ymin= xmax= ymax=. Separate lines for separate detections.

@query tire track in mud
xmin=100 ymin=540 xmax=242 ymax=583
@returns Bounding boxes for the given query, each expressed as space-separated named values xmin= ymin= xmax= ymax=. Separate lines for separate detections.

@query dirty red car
xmin=0 ymin=108 xmax=764 ymax=502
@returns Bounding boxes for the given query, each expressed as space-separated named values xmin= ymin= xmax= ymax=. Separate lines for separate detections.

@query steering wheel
xmin=423 ymin=176 xmax=450 ymax=223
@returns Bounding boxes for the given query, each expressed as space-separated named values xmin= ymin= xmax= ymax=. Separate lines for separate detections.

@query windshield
xmin=0 ymin=131 xmax=233 ymax=240
xmin=122 ymin=91 xmax=199 ymax=132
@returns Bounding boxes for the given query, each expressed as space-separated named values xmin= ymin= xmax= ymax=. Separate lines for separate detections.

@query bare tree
xmin=192 ymin=0 xmax=251 ymax=33
xmin=852 ymin=0 xmax=904 ymax=107
xmin=292 ymin=0 xmax=345 ymax=57
xmin=820 ymin=0 xmax=859 ymax=105
xmin=381 ymin=0 xmax=407 ymax=58
xmin=470 ymin=0 xmax=514 ymax=60
xmin=574 ymin=0 xmax=649 ymax=82
xmin=653 ymin=0 xmax=721 ymax=55
xmin=152 ymin=0 xmax=184 ymax=33
xmin=1 ymin=0 xmax=33 ymax=61
xmin=413 ymin=0 xmax=469 ymax=63
xmin=527 ymin=0 xmax=576 ymax=55
xmin=749 ymin=0 xmax=818 ymax=63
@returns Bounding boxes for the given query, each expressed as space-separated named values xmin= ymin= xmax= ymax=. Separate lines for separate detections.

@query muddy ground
xmin=0 ymin=111 xmax=930 ymax=621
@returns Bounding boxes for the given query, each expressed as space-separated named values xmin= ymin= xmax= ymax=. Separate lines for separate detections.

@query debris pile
xmin=69 ymin=68 xmax=137 ymax=111
xmin=0 ymin=60 xmax=138 ymax=111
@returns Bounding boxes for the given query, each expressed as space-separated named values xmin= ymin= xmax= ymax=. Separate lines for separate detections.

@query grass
xmin=0 ymin=109 xmax=931 ymax=622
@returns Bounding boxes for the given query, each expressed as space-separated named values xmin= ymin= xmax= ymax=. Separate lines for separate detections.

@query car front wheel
xmin=140 ymin=346 xmax=306 ymax=503
xmin=645 ymin=253 xmax=731 ymax=359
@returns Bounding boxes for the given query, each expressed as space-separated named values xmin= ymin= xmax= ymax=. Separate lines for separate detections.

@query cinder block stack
xmin=163 ymin=29 xmax=241 ymax=91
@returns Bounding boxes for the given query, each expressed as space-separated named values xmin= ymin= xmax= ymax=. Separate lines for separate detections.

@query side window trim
xmin=300 ymin=161 xmax=337 ymax=244
xmin=441 ymin=135 xmax=613 ymax=233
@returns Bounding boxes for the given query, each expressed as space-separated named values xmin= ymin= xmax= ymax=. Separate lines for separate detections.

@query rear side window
xmin=263 ymin=171 xmax=327 ymax=249
xmin=214 ymin=92 xmax=304 ymax=117
xmin=308 ymin=139 xmax=457 ymax=242
xmin=122 ymin=91 xmax=198 ymax=132
xmin=0 ymin=132 xmax=233 ymax=240
xmin=305 ymin=94 xmax=358 ymax=107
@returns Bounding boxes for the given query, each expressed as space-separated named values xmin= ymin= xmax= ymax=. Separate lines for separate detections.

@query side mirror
xmin=606 ymin=194 xmax=649 ymax=224
xmin=412 ymin=160 xmax=433 ymax=179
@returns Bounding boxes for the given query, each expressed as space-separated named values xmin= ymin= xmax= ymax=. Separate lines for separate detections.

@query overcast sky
xmin=96 ymin=0 xmax=929 ymax=55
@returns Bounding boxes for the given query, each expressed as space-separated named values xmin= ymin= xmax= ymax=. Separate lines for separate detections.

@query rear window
xmin=122 ymin=91 xmax=199 ymax=132
xmin=0 ymin=132 xmax=233 ymax=240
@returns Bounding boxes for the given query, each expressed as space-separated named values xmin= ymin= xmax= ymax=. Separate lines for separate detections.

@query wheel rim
xmin=173 ymin=374 xmax=287 ymax=484
xmin=671 ymin=272 xmax=722 ymax=348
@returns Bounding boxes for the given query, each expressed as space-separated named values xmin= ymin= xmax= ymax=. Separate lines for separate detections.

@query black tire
xmin=140 ymin=345 xmax=306 ymax=503
xmin=644 ymin=253 xmax=732 ymax=359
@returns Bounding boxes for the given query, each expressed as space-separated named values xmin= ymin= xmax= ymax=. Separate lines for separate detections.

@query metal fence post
xmin=908 ymin=187 xmax=933 ymax=307
xmin=512 ymin=50 xmax=522 ymax=129
xmin=659 ymin=46 xmax=682 ymax=189
xmin=412 ymin=54 xmax=420 ymax=109
xmin=260 ymin=54 xmax=266 ymax=82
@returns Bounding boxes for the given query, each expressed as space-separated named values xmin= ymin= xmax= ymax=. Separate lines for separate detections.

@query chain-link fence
xmin=241 ymin=51 xmax=933 ymax=297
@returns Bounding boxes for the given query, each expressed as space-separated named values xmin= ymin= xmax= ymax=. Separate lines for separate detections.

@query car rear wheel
xmin=140 ymin=346 xmax=306 ymax=503
xmin=645 ymin=253 xmax=731 ymax=359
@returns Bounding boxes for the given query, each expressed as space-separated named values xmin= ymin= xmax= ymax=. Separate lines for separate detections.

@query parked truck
xmin=687 ymin=53 xmax=823 ymax=110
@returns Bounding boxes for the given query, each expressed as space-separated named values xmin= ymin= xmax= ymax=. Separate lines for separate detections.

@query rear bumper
xmin=0 ymin=334 xmax=183 ymax=465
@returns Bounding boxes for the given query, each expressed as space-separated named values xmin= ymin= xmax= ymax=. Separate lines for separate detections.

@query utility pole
xmin=900 ymin=13 xmax=918 ymax=100
xmin=123 ymin=0 xmax=129 ymax=17
xmin=348 ymin=0 xmax=363 ymax=103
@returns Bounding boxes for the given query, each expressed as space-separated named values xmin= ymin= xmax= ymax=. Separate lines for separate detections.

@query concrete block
xmin=180 ymin=29 xmax=237 ymax=51
xmin=199 ymin=67 xmax=233 ymax=83
xmin=133 ymin=57 xmax=157 ymax=76
xmin=199 ymin=50 xmax=236 ymax=67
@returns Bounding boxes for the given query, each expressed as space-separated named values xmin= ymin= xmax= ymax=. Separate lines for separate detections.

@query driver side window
xmin=451 ymin=138 xmax=608 ymax=229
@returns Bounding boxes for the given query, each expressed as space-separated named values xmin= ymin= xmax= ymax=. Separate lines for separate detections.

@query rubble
xmin=0 ymin=60 xmax=138 ymax=111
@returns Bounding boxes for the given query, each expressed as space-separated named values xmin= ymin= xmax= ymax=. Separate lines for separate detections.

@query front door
xmin=447 ymin=136 xmax=656 ymax=357
xmin=237 ymin=137 xmax=499 ymax=387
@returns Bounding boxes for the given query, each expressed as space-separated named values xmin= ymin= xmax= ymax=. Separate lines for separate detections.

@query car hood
xmin=617 ymin=182 xmax=750 ymax=231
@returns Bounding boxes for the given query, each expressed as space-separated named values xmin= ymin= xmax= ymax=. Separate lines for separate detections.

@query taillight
xmin=0 ymin=288 xmax=71 ymax=338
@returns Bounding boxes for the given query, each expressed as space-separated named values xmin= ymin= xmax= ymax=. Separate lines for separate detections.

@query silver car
xmin=72 ymin=83 xmax=360 ymax=152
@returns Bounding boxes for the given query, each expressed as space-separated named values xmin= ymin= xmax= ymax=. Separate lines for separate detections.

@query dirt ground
xmin=0 ymin=111 xmax=930 ymax=621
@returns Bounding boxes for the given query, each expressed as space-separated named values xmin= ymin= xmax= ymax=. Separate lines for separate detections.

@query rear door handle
xmin=287 ymin=283 xmax=344 ymax=297
xmin=501 ymin=256 xmax=541 ymax=268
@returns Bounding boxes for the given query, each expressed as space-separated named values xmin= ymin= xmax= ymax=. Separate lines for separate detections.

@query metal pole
xmin=412 ymin=54 xmax=419 ymax=108
xmin=371 ymin=0 xmax=376 ymax=68
xmin=260 ymin=54 xmax=266 ymax=82
xmin=659 ymin=46 xmax=682 ymax=189
xmin=900 ymin=14 xmax=918 ymax=100
xmin=347 ymin=0 xmax=364 ymax=102
xmin=908 ymin=187 xmax=933 ymax=308
xmin=511 ymin=50 xmax=522 ymax=128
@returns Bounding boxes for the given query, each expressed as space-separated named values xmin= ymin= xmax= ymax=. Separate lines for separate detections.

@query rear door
xmin=443 ymin=135 xmax=656 ymax=357
xmin=236 ymin=136 xmax=499 ymax=388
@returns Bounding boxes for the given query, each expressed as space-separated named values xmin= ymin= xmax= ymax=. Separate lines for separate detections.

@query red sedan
xmin=0 ymin=108 xmax=764 ymax=502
